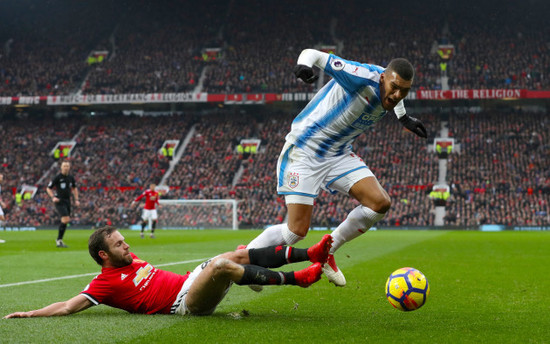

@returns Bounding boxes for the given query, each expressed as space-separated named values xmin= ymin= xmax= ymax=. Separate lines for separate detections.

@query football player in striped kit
xmin=246 ymin=49 xmax=427 ymax=287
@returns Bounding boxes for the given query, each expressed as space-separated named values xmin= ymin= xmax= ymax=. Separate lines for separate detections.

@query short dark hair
xmin=386 ymin=58 xmax=414 ymax=81
xmin=88 ymin=226 xmax=118 ymax=265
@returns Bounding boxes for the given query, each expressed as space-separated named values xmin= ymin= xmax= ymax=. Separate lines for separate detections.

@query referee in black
xmin=46 ymin=161 xmax=80 ymax=248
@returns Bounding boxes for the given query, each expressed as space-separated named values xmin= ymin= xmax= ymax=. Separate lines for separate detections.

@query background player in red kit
xmin=3 ymin=226 xmax=332 ymax=318
xmin=131 ymin=183 xmax=160 ymax=238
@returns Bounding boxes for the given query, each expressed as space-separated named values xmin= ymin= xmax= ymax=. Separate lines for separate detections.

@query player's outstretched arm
xmin=3 ymin=294 xmax=93 ymax=319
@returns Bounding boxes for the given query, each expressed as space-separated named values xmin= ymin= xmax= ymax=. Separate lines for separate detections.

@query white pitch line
xmin=0 ymin=258 xmax=208 ymax=288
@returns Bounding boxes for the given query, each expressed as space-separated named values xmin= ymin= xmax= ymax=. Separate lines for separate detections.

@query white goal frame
xmin=159 ymin=199 xmax=240 ymax=230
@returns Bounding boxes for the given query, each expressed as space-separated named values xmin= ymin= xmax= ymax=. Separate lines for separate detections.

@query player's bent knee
xmin=368 ymin=196 xmax=391 ymax=214
xmin=379 ymin=197 xmax=392 ymax=213
xmin=289 ymin=226 xmax=308 ymax=237
xmin=210 ymin=258 xmax=237 ymax=277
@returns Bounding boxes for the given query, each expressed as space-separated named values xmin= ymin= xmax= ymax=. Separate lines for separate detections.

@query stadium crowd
xmin=445 ymin=110 xmax=549 ymax=227
xmin=4 ymin=107 xmax=547 ymax=229
xmin=0 ymin=113 xmax=191 ymax=227
xmin=0 ymin=0 xmax=548 ymax=229
xmin=1 ymin=0 xmax=548 ymax=97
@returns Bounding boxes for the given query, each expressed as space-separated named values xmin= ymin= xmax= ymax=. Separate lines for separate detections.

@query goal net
xmin=158 ymin=199 xmax=240 ymax=230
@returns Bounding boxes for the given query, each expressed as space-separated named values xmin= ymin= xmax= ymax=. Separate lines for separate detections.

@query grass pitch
xmin=1 ymin=229 xmax=549 ymax=343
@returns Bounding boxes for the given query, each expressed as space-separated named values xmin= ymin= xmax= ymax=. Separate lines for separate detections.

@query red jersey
xmin=81 ymin=253 xmax=189 ymax=314
xmin=134 ymin=190 xmax=160 ymax=210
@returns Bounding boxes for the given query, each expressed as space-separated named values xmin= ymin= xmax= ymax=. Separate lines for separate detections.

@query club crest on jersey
xmin=288 ymin=172 xmax=299 ymax=189
xmin=331 ymin=59 xmax=345 ymax=71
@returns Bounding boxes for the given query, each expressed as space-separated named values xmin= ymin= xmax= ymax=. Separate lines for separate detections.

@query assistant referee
xmin=46 ymin=161 xmax=80 ymax=248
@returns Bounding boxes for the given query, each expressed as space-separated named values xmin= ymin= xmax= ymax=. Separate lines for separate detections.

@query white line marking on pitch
xmin=0 ymin=258 xmax=208 ymax=288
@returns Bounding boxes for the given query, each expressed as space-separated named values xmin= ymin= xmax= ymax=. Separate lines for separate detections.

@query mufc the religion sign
xmin=413 ymin=89 xmax=525 ymax=100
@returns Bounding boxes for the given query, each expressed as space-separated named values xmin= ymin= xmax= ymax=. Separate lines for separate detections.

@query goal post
xmin=158 ymin=199 xmax=240 ymax=230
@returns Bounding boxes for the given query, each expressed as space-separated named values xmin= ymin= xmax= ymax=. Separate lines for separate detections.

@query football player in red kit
xmin=4 ymin=226 xmax=332 ymax=318
xmin=131 ymin=183 xmax=160 ymax=238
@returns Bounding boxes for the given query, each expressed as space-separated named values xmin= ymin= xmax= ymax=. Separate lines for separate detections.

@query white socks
xmin=330 ymin=206 xmax=386 ymax=253
xmin=247 ymin=206 xmax=383 ymax=253
xmin=247 ymin=223 xmax=304 ymax=249
xmin=281 ymin=224 xmax=304 ymax=245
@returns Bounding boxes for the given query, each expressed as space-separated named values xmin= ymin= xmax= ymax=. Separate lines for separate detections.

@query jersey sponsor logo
xmin=331 ymin=59 xmax=345 ymax=71
xmin=351 ymin=112 xmax=385 ymax=130
xmin=133 ymin=264 xmax=153 ymax=287
xmin=288 ymin=172 xmax=299 ymax=188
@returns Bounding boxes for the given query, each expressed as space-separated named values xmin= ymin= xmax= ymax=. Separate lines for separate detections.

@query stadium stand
xmin=0 ymin=0 xmax=548 ymax=229
xmin=446 ymin=110 xmax=549 ymax=226
xmin=1 ymin=1 xmax=548 ymax=96
xmin=2 ymin=107 xmax=546 ymax=229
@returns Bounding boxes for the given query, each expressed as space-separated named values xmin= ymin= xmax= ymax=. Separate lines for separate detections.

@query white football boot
xmin=322 ymin=254 xmax=346 ymax=287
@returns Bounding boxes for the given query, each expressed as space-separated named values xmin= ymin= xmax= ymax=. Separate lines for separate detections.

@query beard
xmin=108 ymin=251 xmax=133 ymax=268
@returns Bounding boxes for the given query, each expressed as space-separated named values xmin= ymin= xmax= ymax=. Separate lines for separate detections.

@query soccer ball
xmin=385 ymin=267 xmax=430 ymax=311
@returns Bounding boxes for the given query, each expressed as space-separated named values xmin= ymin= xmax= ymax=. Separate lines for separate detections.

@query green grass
xmin=1 ymin=229 xmax=549 ymax=343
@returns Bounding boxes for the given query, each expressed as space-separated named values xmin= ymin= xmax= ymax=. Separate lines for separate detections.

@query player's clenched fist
xmin=294 ymin=64 xmax=319 ymax=84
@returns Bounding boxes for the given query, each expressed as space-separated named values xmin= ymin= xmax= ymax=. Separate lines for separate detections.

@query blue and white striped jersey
xmin=286 ymin=50 xmax=405 ymax=158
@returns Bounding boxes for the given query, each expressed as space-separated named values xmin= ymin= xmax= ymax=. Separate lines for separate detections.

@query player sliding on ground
xmin=4 ymin=226 xmax=332 ymax=318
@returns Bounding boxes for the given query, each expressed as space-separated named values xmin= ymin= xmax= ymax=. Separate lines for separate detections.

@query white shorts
xmin=277 ymin=142 xmax=374 ymax=205
xmin=0 ymin=205 xmax=4 ymax=217
xmin=141 ymin=209 xmax=158 ymax=221
xmin=171 ymin=255 xmax=231 ymax=316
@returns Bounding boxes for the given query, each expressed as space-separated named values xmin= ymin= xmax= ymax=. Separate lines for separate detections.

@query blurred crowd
xmin=1 ymin=107 xmax=547 ymax=229
xmin=445 ymin=110 xmax=549 ymax=226
xmin=0 ymin=0 xmax=548 ymax=228
xmin=1 ymin=0 xmax=548 ymax=97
